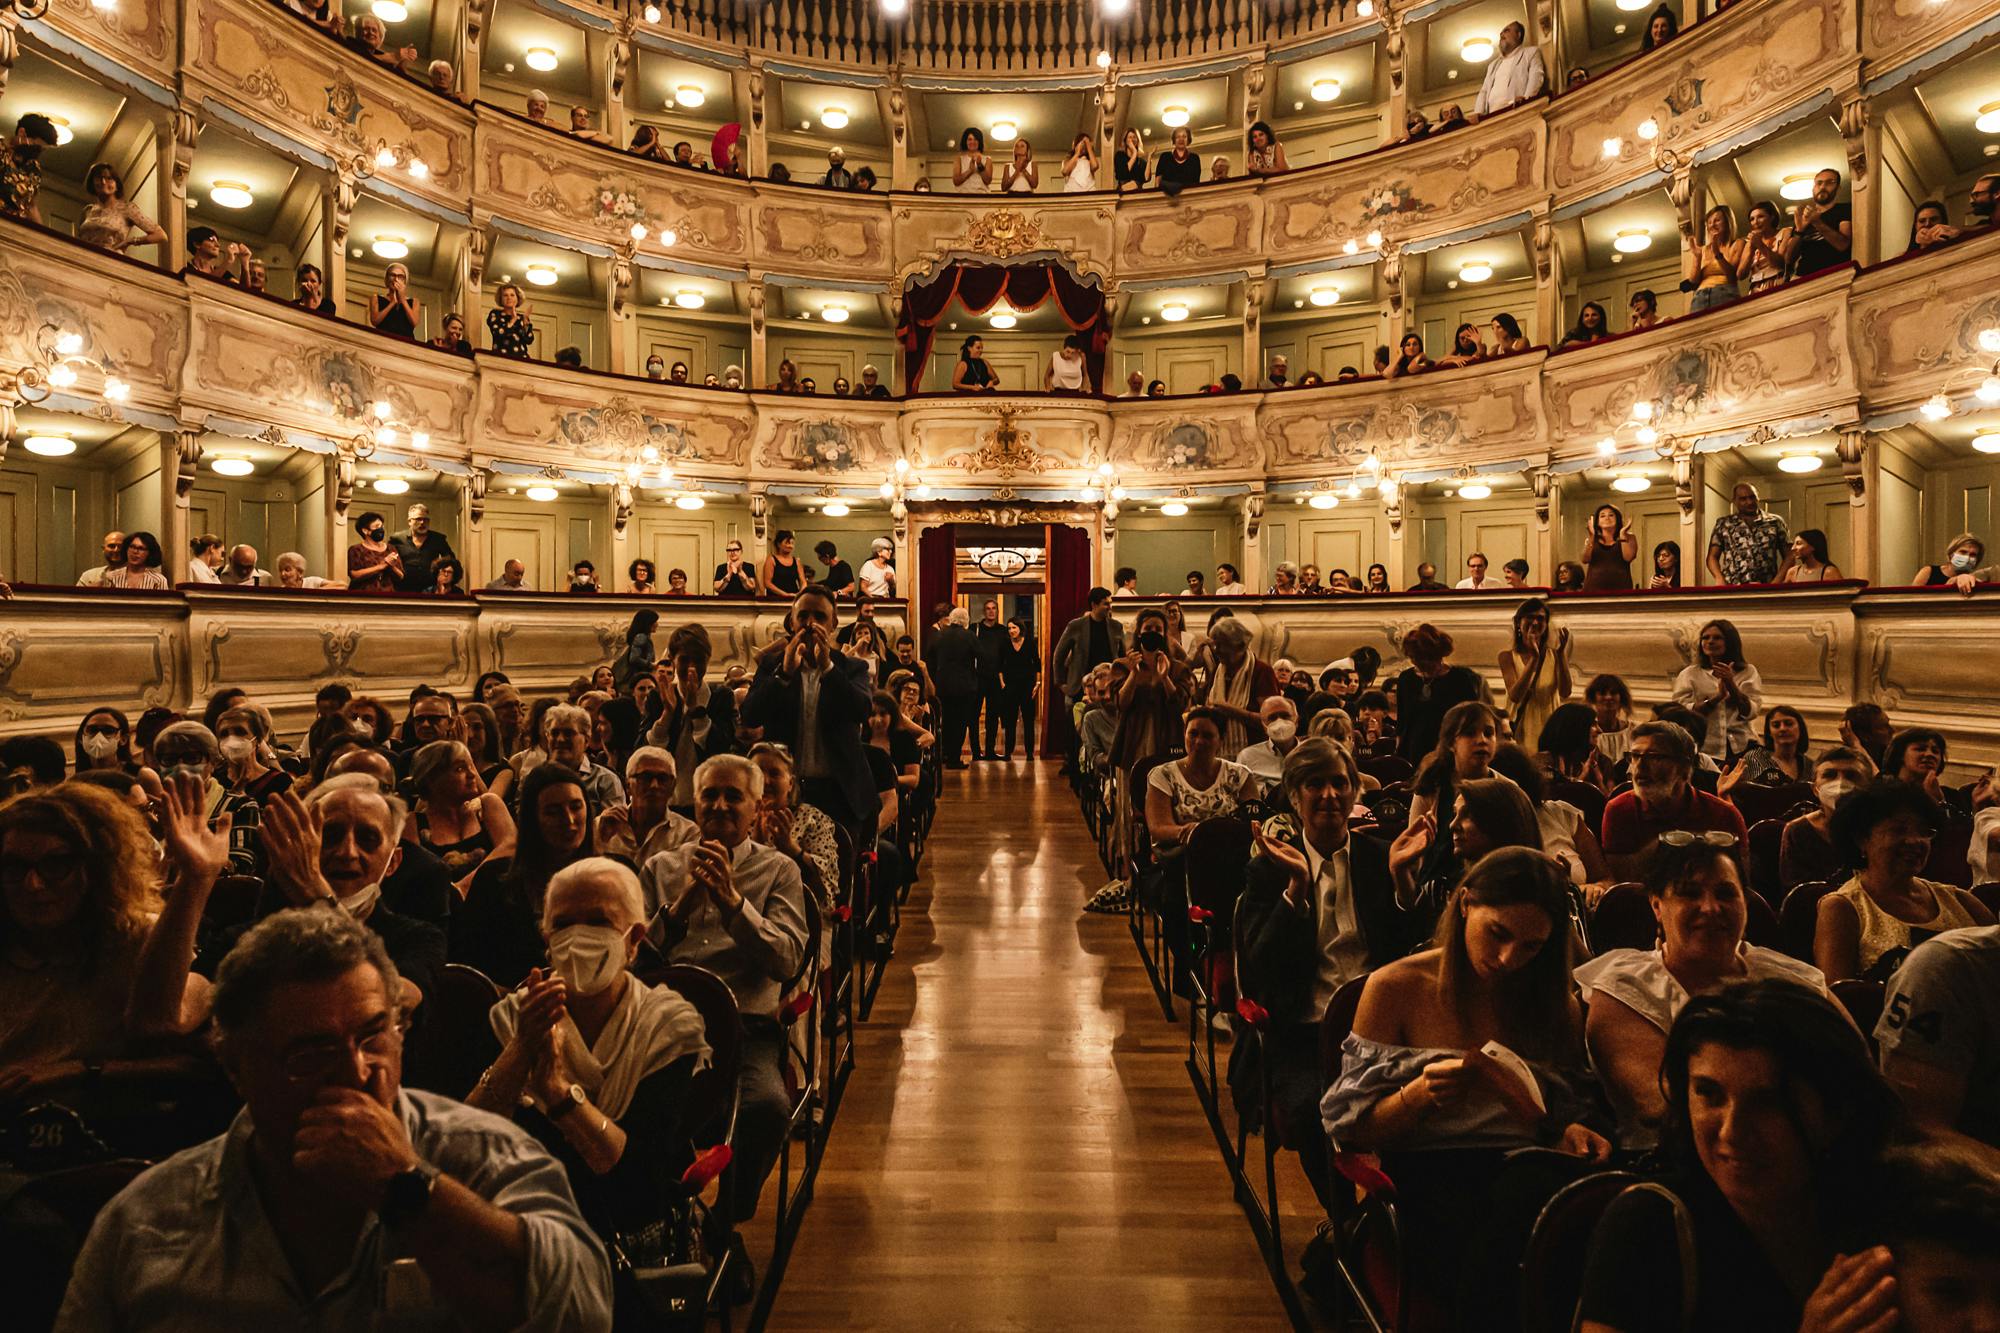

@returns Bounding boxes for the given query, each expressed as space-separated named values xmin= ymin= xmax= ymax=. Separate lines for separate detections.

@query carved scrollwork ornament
xmin=611 ymin=37 xmax=631 ymax=100
xmin=748 ymin=68 xmax=765 ymax=129
xmin=333 ymin=449 xmax=358 ymax=528
xmin=748 ymin=283 xmax=766 ymax=336
xmin=1533 ymin=468 xmax=1552 ymax=531
xmin=170 ymin=103 xmax=200 ymax=199
xmin=465 ymin=467 xmax=489 ymax=531
xmin=1245 ymin=491 xmax=1265 ymax=541
xmin=0 ymin=13 xmax=20 ymax=102
xmin=1838 ymin=428 xmax=1868 ymax=505
xmin=1839 ymin=94 xmax=1869 ymax=186
xmin=614 ymin=482 xmax=634 ymax=539
xmin=174 ymin=431 xmax=202 ymax=508
xmin=611 ymin=254 xmax=634 ymax=320
xmin=1532 ymin=219 xmax=1554 ymax=284
xmin=750 ymin=490 xmax=768 ymax=542
xmin=0 ymin=399 xmax=13 ymax=463
xmin=889 ymin=84 xmax=907 ymax=147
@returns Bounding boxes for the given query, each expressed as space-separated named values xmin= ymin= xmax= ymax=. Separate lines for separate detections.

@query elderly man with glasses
xmin=56 ymin=908 xmax=611 ymax=1330
xmin=1598 ymin=720 xmax=1748 ymax=881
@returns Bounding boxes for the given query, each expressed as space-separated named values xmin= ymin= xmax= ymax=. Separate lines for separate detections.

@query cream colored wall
xmin=1262 ymin=308 xmax=1389 ymax=382
xmin=1917 ymin=452 xmax=2000 ymax=575
xmin=480 ymin=284 xmax=606 ymax=365
xmin=633 ymin=311 xmax=751 ymax=384
xmin=1562 ymin=254 xmax=1682 ymax=331
xmin=769 ymin=328 xmax=900 ymax=391
xmin=1102 ymin=326 xmax=1240 ymax=394
xmin=1115 ymin=510 xmax=1238 ymax=593
xmin=1414 ymin=276 xmax=1539 ymax=351
xmin=1263 ymin=499 xmax=1398 ymax=584
xmin=1876 ymin=438 xmax=1929 ymax=581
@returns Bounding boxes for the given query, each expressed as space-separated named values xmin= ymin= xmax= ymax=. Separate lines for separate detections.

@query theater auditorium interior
xmin=5 ymin=0 xmax=2000 ymax=1327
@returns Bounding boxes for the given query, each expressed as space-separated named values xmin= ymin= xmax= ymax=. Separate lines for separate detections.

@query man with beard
xmin=1598 ymin=720 xmax=1747 ymax=881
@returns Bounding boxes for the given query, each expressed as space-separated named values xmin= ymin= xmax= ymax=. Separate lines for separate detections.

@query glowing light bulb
xmin=1979 ymin=376 xmax=2000 ymax=404
xmin=1160 ymin=500 xmax=1189 ymax=516
xmin=374 ymin=476 xmax=409 ymax=494
xmin=1342 ymin=238 xmax=1359 ymax=255
xmin=1309 ymin=492 xmax=1338 ymax=509
xmin=374 ymin=400 xmax=392 ymax=420
xmin=1636 ymin=425 xmax=1659 ymax=445
xmin=823 ymin=500 xmax=851 ymax=517
xmin=407 ymin=158 xmax=428 ymax=179
xmin=410 ymin=431 xmax=429 ymax=450
xmin=658 ymin=228 xmax=677 ymax=246
xmin=1602 ymin=137 xmax=1623 ymax=159
xmin=55 ymin=331 xmax=83 ymax=355
xmin=1309 ymin=287 xmax=1339 ymax=307
xmin=376 ymin=147 xmax=397 ymax=168
xmin=1922 ymin=393 xmax=1952 ymax=421
xmin=1311 ymin=79 xmax=1341 ymax=103
xmin=104 ymin=377 xmax=129 ymax=401
xmin=527 ymin=485 xmax=559 ymax=502
xmin=645 ymin=3 xmax=662 ymax=21
xmin=1458 ymin=481 xmax=1492 ymax=500
xmin=1631 ymin=400 xmax=1654 ymax=421
xmin=675 ymin=86 xmax=704 ymax=108
xmin=524 ymin=47 xmax=558 ymax=73
xmin=49 ymin=364 xmax=77 ymax=388
xmin=1974 ymin=434 xmax=2000 ymax=454
xmin=1637 ymin=118 xmax=1659 ymax=141
xmin=1612 ymin=474 xmax=1651 ymax=493
xmin=822 ymin=107 xmax=851 ymax=130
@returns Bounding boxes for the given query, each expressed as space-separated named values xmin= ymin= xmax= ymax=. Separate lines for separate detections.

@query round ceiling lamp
xmin=674 ymin=290 xmax=705 ymax=309
xmin=1160 ymin=500 xmax=1189 ymax=517
xmin=1311 ymin=79 xmax=1341 ymax=103
xmin=675 ymin=493 xmax=706 ymax=510
xmin=1096 ymin=50 xmax=1112 ymax=69
xmin=209 ymin=181 xmax=253 ymax=209
xmin=24 ymin=434 xmax=75 ymax=457
xmin=1777 ymin=453 xmax=1823 ymax=474
xmin=675 ymin=85 xmax=705 ymax=108
xmin=1458 ymin=261 xmax=1493 ymax=282
xmin=211 ymin=457 xmax=256 ymax=477
xmin=1779 ymin=173 xmax=1817 ymax=201
xmin=374 ymin=477 xmax=410 ymax=494
xmin=1979 ymin=102 xmax=2000 ymax=134
xmin=526 ymin=484 xmax=559 ymax=502
xmin=821 ymin=107 xmax=850 ymax=130
xmin=644 ymin=3 xmax=661 ymax=21
xmin=1636 ymin=118 xmax=1659 ymax=140
xmin=821 ymin=304 xmax=850 ymax=323
xmin=1160 ymin=105 xmax=1190 ymax=128
xmin=823 ymin=500 xmax=851 ymax=518
xmin=1308 ymin=492 xmax=1338 ymax=510
xmin=1612 ymin=474 xmax=1652 ymax=493
xmin=1159 ymin=302 xmax=1189 ymax=322
xmin=372 ymin=235 xmax=409 ymax=260
xmin=989 ymin=120 xmax=1017 ymax=141
xmin=1613 ymin=228 xmax=1652 ymax=254
xmin=1458 ymin=481 xmax=1493 ymax=500
xmin=47 ymin=116 xmax=73 ymax=146
xmin=524 ymin=47 xmax=558 ymax=72
xmin=1309 ymin=286 xmax=1340 ymax=307
xmin=1461 ymin=38 xmax=1495 ymax=62
xmin=524 ymin=263 xmax=558 ymax=286
xmin=371 ymin=0 xmax=407 ymax=21
xmin=989 ymin=311 xmax=1017 ymax=329
xmin=1974 ymin=434 xmax=2000 ymax=454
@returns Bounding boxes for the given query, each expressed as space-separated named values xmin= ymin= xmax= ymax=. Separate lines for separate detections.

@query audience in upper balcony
xmin=1640 ymin=3 xmax=1678 ymax=50
xmin=525 ymin=90 xmax=551 ymax=125
xmin=1781 ymin=528 xmax=1841 ymax=582
xmin=1649 ymin=538 xmax=1682 ymax=589
xmin=1114 ymin=128 xmax=1148 ymax=192
xmin=1707 ymin=481 xmax=1790 ymax=584
xmin=1209 ymin=157 xmax=1231 ymax=183
xmin=1558 ymin=301 xmax=1611 ymax=349
xmin=292 ymin=262 xmax=337 ymax=315
xmin=1046 ymin=334 xmax=1088 ymax=391
xmin=102 ymin=531 xmax=167 ymax=589
xmin=367 ymin=262 xmax=421 ymax=338
xmin=1436 ymin=323 xmax=1483 ymax=368
xmin=1386 ymin=332 xmax=1431 ymax=378
xmin=75 ymin=529 xmax=125 ymax=587
xmin=1565 ymin=66 xmax=1590 ymax=91
xmin=426 ymin=59 xmax=455 ymax=96
xmin=953 ymin=127 xmax=993 ymax=192
xmin=819 ymin=147 xmax=854 ymax=190
xmin=217 ymin=544 xmax=272 ymax=586
xmin=1455 ymin=552 xmax=1494 ymax=590
xmin=567 ymin=106 xmax=609 ymax=146
xmin=1913 ymin=531 xmax=1998 ymax=593
xmin=1436 ymin=104 xmax=1470 ymax=134
xmin=1155 ymin=127 xmax=1201 ymax=195
xmin=1003 ymin=139 xmax=1039 ymax=192
xmin=952 ymin=335 xmax=997 ymax=392
xmin=1246 ymin=121 xmax=1288 ymax=177
xmin=1581 ymin=503 xmax=1637 ymax=590
xmin=430 ymin=312 xmax=472 ymax=355
xmin=1817 ymin=778 xmax=1992 ymax=984
xmin=1740 ymin=199 xmax=1789 ymax=295
xmin=1488 ymin=312 xmax=1529 ymax=354
xmin=487 ymin=283 xmax=535 ymax=357
xmin=1628 ymin=288 xmax=1659 ymax=331
xmin=1473 ymin=22 xmax=1546 ymax=119
xmin=1403 ymin=109 xmax=1432 ymax=143
xmin=347 ymin=511 xmax=403 ymax=594
xmin=344 ymin=13 xmax=418 ymax=72
xmin=188 ymin=533 xmax=224 ymax=584
xmin=182 ymin=227 xmax=241 ymax=282
xmin=1788 ymin=167 xmax=1852 ymax=278
xmin=1684 ymin=204 xmax=1743 ymax=313
xmin=1061 ymin=133 xmax=1098 ymax=191
xmin=391 ymin=504 xmax=455 ymax=593
xmin=78 ymin=161 xmax=166 ymax=254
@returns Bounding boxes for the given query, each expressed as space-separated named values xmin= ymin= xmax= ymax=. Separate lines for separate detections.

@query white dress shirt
xmin=187 ymin=559 xmax=219 ymax=583
xmin=1454 ymin=574 xmax=1493 ymax=589
xmin=1303 ymin=835 xmax=1369 ymax=1016
xmin=1474 ymin=42 xmax=1546 ymax=117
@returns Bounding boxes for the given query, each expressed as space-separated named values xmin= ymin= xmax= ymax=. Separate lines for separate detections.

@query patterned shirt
xmin=0 ymin=148 xmax=42 ymax=221
xmin=1707 ymin=510 xmax=1789 ymax=584
xmin=486 ymin=308 xmax=535 ymax=357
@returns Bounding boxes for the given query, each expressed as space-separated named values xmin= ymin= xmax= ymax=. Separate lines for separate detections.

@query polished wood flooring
xmin=765 ymin=757 xmax=1299 ymax=1330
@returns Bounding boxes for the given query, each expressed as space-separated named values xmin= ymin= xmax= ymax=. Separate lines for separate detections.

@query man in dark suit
xmin=924 ymin=607 xmax=980 ymax=769
xmin=1052 ymin=587 xmax=1127 ymax=773
xmin=1233 ymin=738 xmax=1420 ymax=1212
xmin=972 ymin=598 xmax=1009 ymax=761
xmin=389 ymin=503 xmax=456 ymax=593
xmin=741 ymin=586 xmax=881 ymax=842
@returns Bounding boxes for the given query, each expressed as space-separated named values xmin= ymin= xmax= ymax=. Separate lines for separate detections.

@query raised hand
xmin=260 ymin=787 xmax=333 ymax=904
xmin=1389 ymin=814 xmax=1435 ymax=879
xmin=160 ymin=771 xmax=230 ymax=886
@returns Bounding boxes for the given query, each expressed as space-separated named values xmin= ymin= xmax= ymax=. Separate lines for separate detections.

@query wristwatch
xmin=545 ymin=1083 xmax=587 ymax=1121
xmin=379 ymin=1159 xmax=440 ymax=1228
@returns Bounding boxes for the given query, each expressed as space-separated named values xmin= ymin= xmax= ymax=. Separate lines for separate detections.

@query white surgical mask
xmin=219 ymin=736 xmax=255 ymax=764
xmin=81 ymin=733 xmax=118 ymax=761
xmin=1952 ymin=551 xmax=1979 ymax=573
xmin=351 ymin=718 xmax=374 ymax=736
xmin=164 ymin=762 xmax=208 ymax=783
xmin=549 ymin=923 xmax=628 ymax=996
xmin=1817 ymin=778 xmax=1855 ymax=813
xmin=338 ymin=880 xmax=382 ymax=918
xmin=1264 ymin=718 xmax=1297 ymax=744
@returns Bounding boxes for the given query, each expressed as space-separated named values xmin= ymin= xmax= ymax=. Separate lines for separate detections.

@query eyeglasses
xmin=279 ymin=1019 xmax=406 ymax=1083
xmin=628 ymin=769 xmax=674 ymax=786
xmin=1658 ymin=829 xmax=1738 ymax=848
xmin=1 ymin=852 xmax=85 ymax=888
xmin=1627 ymin=748 xmax=1683 ymax=765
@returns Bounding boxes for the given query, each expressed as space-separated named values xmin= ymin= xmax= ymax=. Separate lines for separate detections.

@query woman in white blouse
xmin=1061 ymin=133 xmax=1098 ymax=192
xmin=1670 ymin=617 xmax=1762 ymax=762
xmin=1045 ymin=334 xmax=1088 ymax=392
xmin=1574 ymin=837 xmax=1828 ymax=1149
xmin=951 ymin=127 xmax=993 ymax=192
xmin=79 ymin=163 xmax=167 ymax=255
xmin=103 ymin=531 xmax=169 ymax=590
xmin=1002 ymin=138 xmax=1038 ymax=193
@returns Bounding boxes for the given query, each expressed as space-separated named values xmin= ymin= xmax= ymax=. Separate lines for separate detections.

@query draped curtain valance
xmin=896 ymin=262 xmax=1110 ymax=391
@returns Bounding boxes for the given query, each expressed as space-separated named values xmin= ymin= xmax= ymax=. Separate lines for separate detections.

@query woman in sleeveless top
xmin=1061 ymin=134 xmax=1098 ymax=192
xmin=1738 ymin=200 xmax=1790 ymax=295
xmin=1782 ymin=528 xmax=1841 ymax=582
xmin=1045 ymin=335 xmax=1088 ymax=392
xmin=761 ymin=529 xmax=805 ymax=598
xmin=1499 ymin=598 xmax=1571 ymax=750
xmin=368 ymin=261 xmax=421 ymax=338
xmin=1002 ymin=138 xmax=1038 ymax=193
xmin=1814 ymin=778 xmax=1992 ymax=983
xmin=1912 ymin=532 xmax=1984 ymax=586
xmin=953 ymin=335 xmax=997 ymax=392
xmin=411 ymin=739 xmax=518 ymax=895
xmin=1579 ymin=502 xmax=1637 ymax=591
xmin=952 ymin=126 xmax=992 ymax=192
xmin=1683 ymin=205 xmax=1742 ymax=313
xmin=1245 ymin=121 xmax=1289 ymax=176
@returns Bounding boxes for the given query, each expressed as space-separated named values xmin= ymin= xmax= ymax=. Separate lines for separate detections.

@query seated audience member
xmin=1782 ymin=527 xmax=1841 ymax=583
xmin=1855 ymin=1145 xmax=2000 ymax=1330
xmin=593 ymin=747 xmax=697 ymax=863
xmin=1576 ymin=981 xmax=1898 ymax=1333
xmin=568 ymin=105 xmax=610 ymax=144
xmin=0 ymin=776 xmax=223 ymax=1071
xmin=430 ymin=313 xmax=473 ymax=356
xmin=1143 ymin=707 xmax=1258 ymax=968
xmin=1628 ymin=288 xmax=1659 ymax=331
xmin=1236 ymin=694 xmax=1303 ymax=793
xmin=152 ymin=721 xmax=260 ymax=873
xmin=1557 ymin=301 xmax=1611 ymax=348
xmin=1488 ymin=312 xmax=1530 ymax=355
xmin=57 ymin=908 xmax=611 ymax=1329
xmin=1235 ymin=740 xmax=1416 ymax=1209
xmin=1907 ymin=198 xmax=1961 ymax=253
xmin=1323 ymin=848 xmax=1607 ymax=1314
xmin=1816 ymin=778 xmax=1991 ymax=983
xmin=1076 ymin=664 xmax=1125 ymax=774
xmin=410 ymin=740 xmax=517 ymax=892
xmin=427 ymin=58 xmax=455 ymax=95
xmin=1779 ymin=746 xmax=1876 ymax=892
xmin=1536 ymin=699 xmax=1612 ymax=793
xmin=466 ymin=859 xmax=708 ymax=1262
xmin=1913 ymin=530 xmax=1998 ymax=594
xmin=1435 ymin=104 xmax=1469 ymax=133
xmin=455 ymin=763 xmax=594 ymax=988
xmin=641 ymin=754 xmax=808 ymax=1227
xmin=1403 ymin=109 xmax=1431 ymax=141
xmin=1488 ymin=743 xmax=1612 ymax=886
xmin=1718 ymin=703 xmax=1811 ymax=794
xmin=1 ymin=735 xmax=66 ymax=797
xmin=1599 ymin=720 xmax=1748 ymax=880
xmin=645 ymin=624 xmax=736 ymax=815
xmin=536 ymin=704 xmax=624 ymax=812
xmin=1551 ymin=560 xmax=1584 ymax=592
xmin=1385 ymin=332 xmax=1432 ymax=378
xmin=1649 ymin=538 xmax=1682 ymax=589
xmin=1393 ymin=769 xmax=1544 ymax=914
xmin=741 ymin=586 xmax=880 ymax=845
xmin=345 ymin=13 xmax=417 ymax=70
xmin=73 ymin=706 xmax=149 ymax=780
xmin=1877 ymin=925 xmax=2000 ymax=1149
xmin=218 ymin=780 xmax=447 ymax=1006
xmin=554 ymin=346 xmax=584 ymax=369
xmin=748 ymin=743 xmax=841 ymax=929
xmin=1671 ymin=618 xmax=1762 ymax=764
xmin=1884 ymin=726 xmax=1966 ymax=817
xmin=1435 ymin=323 xmax=1485 ymax=368
xmin=215 ymin=704 xmax=290 ymax=802
xmin=1576 ymin=838 xmax=1830 ymax=1148
xmin=1835 ymin=704 xmax=1891 ymax=774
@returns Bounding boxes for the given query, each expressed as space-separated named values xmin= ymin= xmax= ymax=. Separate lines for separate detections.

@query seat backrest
xmin=1742 ymin=888 xmax=1781 ymax=951
xmin=1926 ymin=818 xmax=1975 ymax=888
xmin=1359 ymin=754 xmax=1413 ymax=785
xmin=656 ymin=964 xmax=742 ymax=1149
xmin=831 ymin=822 xmax=857 ymax=906
xmin=1746 ymin=818 xmax=1786 ymax=904
xmin=1518 ymin=1168 xmax=1644 ymax=1333
xmin=1976 ymin=882 xmax=2000 ymax=916
xmin=1588 ymin=884 xmax=1656 ymax=954
xmin=1319 ymin=973 xmax=1371 ymax=1084
xmin=1549 ymin=779 xmax=1607 ymax=838
xmin=1831 ymin=978 xmax=1886 ymax=1037
xmin=1729 ymin=781 xmax=1812 ymax=829
xmin=402 ymin=963 xmax=504 ymax=1099
xmin=1185 ymin=816 xmax=1254 ymax=918
xmin=1779 ymin=880 xmax=1836 ymax=963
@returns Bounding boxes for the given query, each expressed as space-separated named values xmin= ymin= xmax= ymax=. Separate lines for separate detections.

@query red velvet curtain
xmin=1043 ymin=522 xmax=1092 ymax=754
xmin=917 ymin=523 xmax=955 ymax=649
xmin=898 ymin=263 xmax=1109 ymax=391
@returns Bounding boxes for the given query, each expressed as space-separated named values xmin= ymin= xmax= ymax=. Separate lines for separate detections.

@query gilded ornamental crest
xmin=963 ymin=210 xmax=1049 ymax=259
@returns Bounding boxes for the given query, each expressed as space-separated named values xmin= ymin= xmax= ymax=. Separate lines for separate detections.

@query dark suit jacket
xmin=1234 ymin=830 xmax=1415 ymax=1026
xmin=644 ymin=681 xmax=738 ymax=773
xmin=741 ymin=650 xmax=881 ymax=829
xmin=1053 ymin=612 xmax=1127 ymax=698
xmin=924 ymin=625 xmax=981 ymax=699
xmin=973 ymin=622 xmax=1008 ymax=685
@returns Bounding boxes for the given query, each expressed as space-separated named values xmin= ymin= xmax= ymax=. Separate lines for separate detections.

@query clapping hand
xmin=1389 ymin=813 xmax=1435 ymax=880
xmin=1797 ymin=1247 xmax=1898 ymax=1333
xmin=688 ymin=838 xmax=742 ymax=913
xmin=1253 ymin=820 xmax=1311 ymax=903
xmin=761 ymin=802 xmax=798 ymax=856
xmin=160 ymin=771 xmax=230 ymax=886
xmin=260 ymin=787 xmax=333 ymax=904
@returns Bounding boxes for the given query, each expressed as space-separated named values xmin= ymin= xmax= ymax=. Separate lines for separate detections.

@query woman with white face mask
xmin=1779 ymin=746 xmax=1876 ymax=893
xmin=470 ymin=857 xmax=710 ymax=1253
xmin=214 ymin=704 xmax=289 ymax=803
xmin=149 ymin=720 xmax=260 ymax=876
xmin=74 ymin=707 xmax=145 ymax=779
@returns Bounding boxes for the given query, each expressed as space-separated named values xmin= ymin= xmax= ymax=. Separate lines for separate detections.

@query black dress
xmin=373 ymin=297 xmax=417 ymax=338
xmin=767 ymin=555 xmax=804 ymax=596
xmin=1394 ymin=664 xmax=1485 ymax=762
xmin=957 ymin=356 xmax=995 ymax=389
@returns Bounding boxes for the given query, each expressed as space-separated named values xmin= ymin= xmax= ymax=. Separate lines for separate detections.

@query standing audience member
xmin=1498 ymin=597 xmax=1571 ymax=751
xmin=1788 ymin=167 xmax=1853 ymax=279
xmin=1472 ymin=22 xmax=1547 ymax=118
xmin=1706 ymin=482 xmax=1791 ymax=584
xmin=740 ymin=586 xmax=881 ymax=845
xmin=1683 ymin=204 xmax=1742 ymax=313
xmin=1581 ymin=503 xmax=1637 ymax=590
xmin=1672 ymin=618 xmax=1762 ymax=764
xmin=391 ymin=503 xmax=455 ymax=593
xmin=1782 ymin=528 xmax=1841 ymax=582
xmin=0 ymin=112 xmax=60 ymax=224
xmin=78 ymin=161 xmax=167 ymax=253
xmin=367 ymin=262 xmax=421 ymax=337
xmin=346 ymin=511 xmax=404 ymax=593
xmin=925 ymin=607 xmax=980 ymax=770
xmin=1393 ymin=623 xmax=1486 ymax=762
xmin=488 ymin=283 xmax=535 ymax=357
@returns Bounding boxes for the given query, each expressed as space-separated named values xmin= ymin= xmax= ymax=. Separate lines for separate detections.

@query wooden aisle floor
xmin=764 ymin=757 xmax=1298 ymax=1331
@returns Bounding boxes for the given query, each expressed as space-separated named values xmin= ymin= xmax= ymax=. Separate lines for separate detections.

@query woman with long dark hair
xmin=1499 ymin=597 xmax=1572 ymax=749
xmin=1783 ymin=528 xmax=1842 ymax=582
xmin=452 ymin=762 xmax=593 ymax=987
xmin=1581 ymin=502 xmax=1636 ymax=591
xmin=952 ymin=335 xmax=997 ymax=392
xmin=1672 ymin=618 xmax=1762 ymax=763
xmin=1649 ymin=539 xmax=1682 ymax=589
